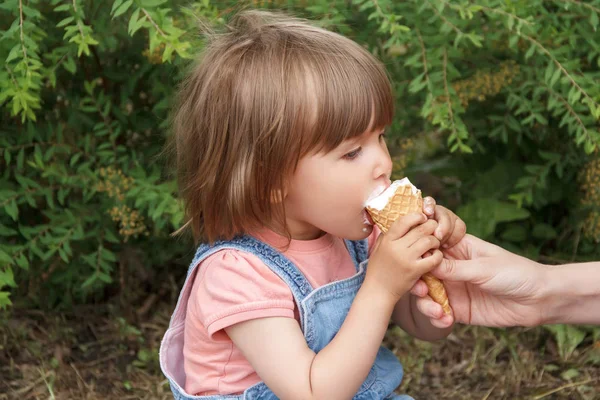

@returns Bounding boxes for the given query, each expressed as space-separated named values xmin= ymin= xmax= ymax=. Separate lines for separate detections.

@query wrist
xmin=359 ymin=276 xmax=400 ymax=313
xmin=541 ymin=262 xmax=600 ymax=325
xmin=537 ymin=263 xmax=559 ymax=325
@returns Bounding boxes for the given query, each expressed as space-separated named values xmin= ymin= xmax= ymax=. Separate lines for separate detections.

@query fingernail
xmin=435 ymin=228 xmax=443 ymax=239
xmin=442 ymin=243 xmax=449 ymax=248
xmin=425 ymin=206 xmax=434 ymax=214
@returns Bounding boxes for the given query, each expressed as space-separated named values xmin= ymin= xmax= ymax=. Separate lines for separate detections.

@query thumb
xmin=431 ymin=257 xmax=491 ymax=283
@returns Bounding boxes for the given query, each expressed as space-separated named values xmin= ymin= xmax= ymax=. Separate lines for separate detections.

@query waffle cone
xmin=366 ymin=182 xmax=451 ymax=315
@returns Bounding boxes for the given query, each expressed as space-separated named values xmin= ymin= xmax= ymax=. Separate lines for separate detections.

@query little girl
xmin=160 ymin=10 xmax=466 ymax=400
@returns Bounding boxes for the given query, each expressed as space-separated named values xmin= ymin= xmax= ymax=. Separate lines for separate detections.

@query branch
xmin=73 ymin=0 xmax=86 ymax=40
xmin=442 ymin=48 xmax=457 ymax=137
xmin=477 ymin=5 xmax=533 ymax=27
xmin=18 ymin=0 xmax=28 ymax=64
xmin=550 ymin=0 xmax=600 ymax=15
xmin=141 ymin=8 xmax=168 ymax=39
xmin=522 ymin=33 xmax=599 ymax=110
xmin=546 ymin=86 xmax=593 ymax=144
xmin=425 ymin=0 xmax=464 ymax=36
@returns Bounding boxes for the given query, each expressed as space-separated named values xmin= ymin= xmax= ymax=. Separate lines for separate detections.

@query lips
xmin=365 ymin=181 xmax=391 ymax=204
xmin=365 ymin=211 xmax=374 ymax=225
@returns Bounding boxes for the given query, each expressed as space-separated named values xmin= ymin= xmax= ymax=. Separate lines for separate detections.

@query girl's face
xmin=283 ymin=127 xmax=392 ymax=240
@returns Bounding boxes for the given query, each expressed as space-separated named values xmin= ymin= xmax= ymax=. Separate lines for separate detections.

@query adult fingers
xmin=432 ymin=205 xmax=453 ymax=242
xmin=443 ymin=218 xmax=467 ymax=249
xmin=414 ymin=249 xmax=444 ymax=271
xmin=410 ymin=280 xmax=429 ymax=297
xmin=423 ymin=196 xmax=436 ymax=217
xmin=415 ymin=296 xmax=443 ymax=319
xmin=430 ymin=257 xmax=490 ymax=283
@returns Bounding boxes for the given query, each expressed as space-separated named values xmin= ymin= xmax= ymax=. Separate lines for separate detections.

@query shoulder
xmin=189 ymin=248 xmax=296 ymax=336
xmin=196 ymin=248 xmax=290 ymax=292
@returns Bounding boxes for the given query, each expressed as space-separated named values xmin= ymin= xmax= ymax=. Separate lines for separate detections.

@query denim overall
xmin=160 ymin=235 xmax=413 ymax=399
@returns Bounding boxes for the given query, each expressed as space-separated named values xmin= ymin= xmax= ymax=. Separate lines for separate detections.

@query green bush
xmin=1 ymin=0 xmax=600 ymax=309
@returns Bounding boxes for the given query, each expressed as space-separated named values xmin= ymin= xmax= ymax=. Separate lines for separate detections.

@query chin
xmin=344 ymin=225 xmax=373 ymax=241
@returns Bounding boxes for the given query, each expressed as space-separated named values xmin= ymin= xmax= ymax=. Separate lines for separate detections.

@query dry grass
xmin=1 ymin=298 xmax=599 ymax=400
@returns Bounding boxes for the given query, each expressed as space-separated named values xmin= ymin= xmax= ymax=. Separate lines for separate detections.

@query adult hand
xmin=424 ymin=234 xmax=548 ymax=327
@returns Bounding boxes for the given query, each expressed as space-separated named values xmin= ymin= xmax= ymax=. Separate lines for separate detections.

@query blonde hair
xmin=170 ymin=9 xmax=394 ymax=244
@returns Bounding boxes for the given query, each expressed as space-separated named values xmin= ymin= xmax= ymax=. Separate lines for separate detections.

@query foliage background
xmin=1 ymin=0 xmax=600 ymax=395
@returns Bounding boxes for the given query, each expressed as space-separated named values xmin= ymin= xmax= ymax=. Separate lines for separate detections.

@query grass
xmin=1 ymin=289 xmax=599 ymax=399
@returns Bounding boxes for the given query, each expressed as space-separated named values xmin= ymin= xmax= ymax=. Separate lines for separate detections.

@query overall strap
xmin=344 ymin=238 xmax=369 ymax=270
xmin=190 ymin=234 xmax=315 ymax=304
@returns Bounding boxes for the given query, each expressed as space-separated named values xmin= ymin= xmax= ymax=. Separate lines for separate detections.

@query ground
xmin=1 ymin=298 xmax=599 ymax=399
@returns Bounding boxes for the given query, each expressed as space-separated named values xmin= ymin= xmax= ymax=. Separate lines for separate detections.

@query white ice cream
xmin=365 ymin=178 xmax=418 ymax=210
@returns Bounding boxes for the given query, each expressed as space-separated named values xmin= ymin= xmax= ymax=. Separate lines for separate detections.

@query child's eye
xmin=343 ymin=147 xmax=362 ymax=160
xmin=379 ymin=131 xmax=387 ymax=140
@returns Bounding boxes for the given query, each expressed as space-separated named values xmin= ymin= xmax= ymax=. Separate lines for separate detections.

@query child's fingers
xmin=386 ymin=212 xmax=427 ymax=240
xmin=401 ymin=219 xmax=438 ymax=246
xmin=407 ymin=235 xmax=441 ymax=258
xmin=414 ymin=249 xmax=443 ymax=270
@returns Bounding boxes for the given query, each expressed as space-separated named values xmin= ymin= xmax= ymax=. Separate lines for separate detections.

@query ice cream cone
xmin=365 ymin=178 xmax=451 ymax=315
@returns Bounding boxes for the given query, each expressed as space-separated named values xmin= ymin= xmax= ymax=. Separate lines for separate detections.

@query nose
xmin=373 ymin=142 xmax=392 ymax=182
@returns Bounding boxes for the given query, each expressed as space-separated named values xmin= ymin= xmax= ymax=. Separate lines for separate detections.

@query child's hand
xmin=423 ymin=197 xmax=466 ymax=249
xmin=367 ymin=213 xmax=443 ymax=300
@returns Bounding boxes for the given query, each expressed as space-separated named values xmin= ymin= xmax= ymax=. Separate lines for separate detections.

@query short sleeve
xmin=190 ymin=250 xmax=296 ymax=337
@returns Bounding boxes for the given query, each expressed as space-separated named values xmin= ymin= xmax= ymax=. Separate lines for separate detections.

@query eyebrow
xmin=344 ymin=127 xmax=386 ymax=146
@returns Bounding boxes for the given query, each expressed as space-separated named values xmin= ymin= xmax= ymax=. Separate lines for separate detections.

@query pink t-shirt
xmin=183 ymin=228 xmax=379 ymax=395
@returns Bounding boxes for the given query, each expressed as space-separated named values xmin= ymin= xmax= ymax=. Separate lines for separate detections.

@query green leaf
xmin=457 ymin=198 xmax=530 ymax=239
xmin=500 ymin=225 xmax=528 ymax=242
xmin=6 ymin=44 xmax=21 ymax=64
xmin=0 ymin=292 xmax=13 ymax=309
xmin=128 ymin=8 xmax=143 ymax=35
xmin=545 ymin=325 xmax=587 ymax=361
xmin=81 ymin=273 xmax=97 ymax=289
xmin=0 ymin=267 xmax=16 ymax=288
xmin=64 ymin=56 xmax=76 ymax=74
xmin=113 ymin=0 xmax=133 ymax=18
xmin=140 ymin=0 xmax=168 ymax=6
xmin=0 ymin=250 xmax=12 ymax=264
xmin=590 ymin=12 xmax=599 ymax=30
xmin=54 ymin=4 xmax=71 ymax=12
xmin=111 ymin=0 xmax=125 ymax=14
xmin=0 ymin=224 xmax=17 ymax=236
xmin=16 ymin=254 xmax=29 ymax=270
xmin=532 ymin=223 xmax=557 ymax=240
xmin=57 ymin=16 xmax=74 ymax=28
xmin=561 ymin=368 xmax=580 ymax=381
xmin=5 ymin=201 xmax=18 ymax=221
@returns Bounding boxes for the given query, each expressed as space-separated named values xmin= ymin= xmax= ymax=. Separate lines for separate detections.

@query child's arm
xmin=225 ymin=213 xmax=442 ymax=400
xmin=226 ymin=279 xmax=396 ymax=400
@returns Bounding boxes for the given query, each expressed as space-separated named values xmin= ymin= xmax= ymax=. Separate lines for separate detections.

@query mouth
xmin=362 ymin=209 xmax=375 ymax=225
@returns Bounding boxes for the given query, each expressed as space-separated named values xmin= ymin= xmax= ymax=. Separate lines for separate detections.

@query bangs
xmin=293 ymin=43 xmax=394 ymax=157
